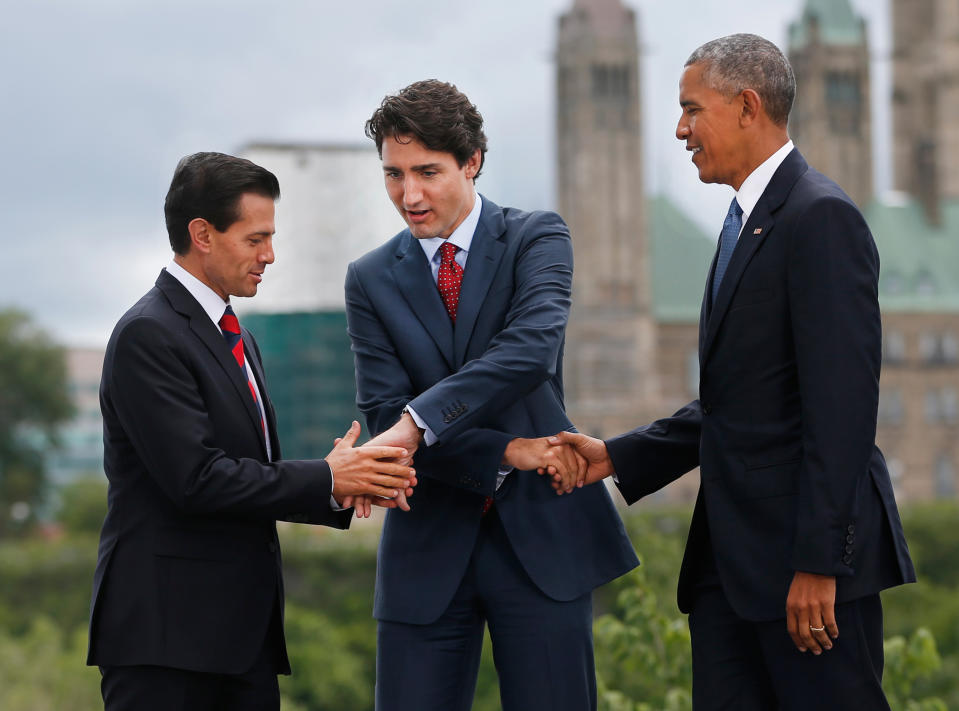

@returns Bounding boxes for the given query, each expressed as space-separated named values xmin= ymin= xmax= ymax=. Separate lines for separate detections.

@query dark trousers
xmin=101 ymin=614 xmax=283 ymax=711
xmin=375 ymin=506 xmax=596 ymax=711
xmin=688 ymin=584 xmax=889 ymax=711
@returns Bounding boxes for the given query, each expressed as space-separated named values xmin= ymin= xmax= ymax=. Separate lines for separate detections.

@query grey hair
xmin=685 ymin=33 xmax=796 ymax=126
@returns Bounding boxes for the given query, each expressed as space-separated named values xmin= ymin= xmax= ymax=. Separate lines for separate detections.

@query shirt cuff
xmin=328 ymin=468 xmax=349 ymax=511
xmin=404 ymin=405 xmax=436 ymax=446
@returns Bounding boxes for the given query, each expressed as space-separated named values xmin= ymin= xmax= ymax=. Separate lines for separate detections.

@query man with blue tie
xmin=345 ymin=80 xmax=638 ymax=711
xmin=555 ymin=35 xmax=915 ymax=709
xmin=88 ymin=152 xmax=415 ymax=711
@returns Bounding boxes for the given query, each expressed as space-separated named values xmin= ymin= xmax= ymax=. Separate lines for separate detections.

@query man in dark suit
xmin=87 ymin=152 xmax=415 ymax=711
xmin=554 ymin=35 xmax=915 ymax=709
xmin=345 ymin=80 xmax=638 ymax=711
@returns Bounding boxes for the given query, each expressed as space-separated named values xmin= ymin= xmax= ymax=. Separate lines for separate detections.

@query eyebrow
xmin=383 ymin=163 xmax=443 ymax=172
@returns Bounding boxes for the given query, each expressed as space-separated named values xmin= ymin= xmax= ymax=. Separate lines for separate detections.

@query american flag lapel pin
xmin=753 ymin=227 xmax=763 ymax=235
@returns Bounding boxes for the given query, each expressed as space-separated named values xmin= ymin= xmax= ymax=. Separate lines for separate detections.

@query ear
xmin=739 ymin=88 xmax=762 ymax=126
xmin=188 ymin=218 xmax=213 ymax=254
xmin=464 ymin=149 xmax=482 ymax=180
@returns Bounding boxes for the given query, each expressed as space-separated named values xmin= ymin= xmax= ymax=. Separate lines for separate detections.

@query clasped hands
xmin=328 ymin=417 xmax=620 ymax=520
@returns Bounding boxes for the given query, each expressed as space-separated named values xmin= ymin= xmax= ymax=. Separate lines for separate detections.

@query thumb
xmin=337 ymin=420 xmax=361 ymax=449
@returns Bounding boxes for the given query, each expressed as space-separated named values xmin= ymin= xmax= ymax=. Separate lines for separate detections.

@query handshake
xmin=326 ymin=412 xmax=617 ymax=519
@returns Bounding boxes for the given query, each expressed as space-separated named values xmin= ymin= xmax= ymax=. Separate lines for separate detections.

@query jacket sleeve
xmin=107 ymin=315 xmax=349 ymax=528
xmin=345 ymin=262 xmax=512 ymax=495
xmin=786 ymin=195 xmax=881 ymax=576
xmin=407 ymin=213 xmax=573 ymax=444
xmin=605 ymin=400 xmax=702 ymax=504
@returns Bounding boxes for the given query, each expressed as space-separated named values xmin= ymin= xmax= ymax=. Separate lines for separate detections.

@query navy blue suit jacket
xmin=346 ymin=196 xmax=639 ymax=624
xmin=88 ymin=270 xmax=350 ymax=675
xmin=605 ymin=150 xmax=915 ymax=621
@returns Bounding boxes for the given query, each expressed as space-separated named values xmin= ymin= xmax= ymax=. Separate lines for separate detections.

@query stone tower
xmin=788 ymin=0 xmax=873 ymax=208
xmin=555 ymin=0 xmax=659 ymax=438
xmin=891 ymin=0 xmax=959 ymax=224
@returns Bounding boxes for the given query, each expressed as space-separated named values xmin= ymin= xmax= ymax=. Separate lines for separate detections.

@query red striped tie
xmin=219 ymin=305 xmax=267 ymax=440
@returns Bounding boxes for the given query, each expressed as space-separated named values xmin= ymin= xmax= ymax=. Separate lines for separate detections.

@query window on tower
xmin=825 ymin=72 xmax=861 ymax=134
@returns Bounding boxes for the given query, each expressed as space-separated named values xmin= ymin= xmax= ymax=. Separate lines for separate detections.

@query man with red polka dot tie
xmin=346 ymin=80 xmax=638 ymax=711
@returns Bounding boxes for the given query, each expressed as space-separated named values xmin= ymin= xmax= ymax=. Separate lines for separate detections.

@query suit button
xmin=844 ymin=545 xmax=854 ymax=554
xmin=847 ymin=524 xmax=856 ymax=534
xmin=702 ymin=403 xmax=712 ymax=415
xmin=842 ymin=555 xmax=852 ymax=565
xmin=846 ymin=535 xmax=854 ymax=544
xmin=443 ymin=414 xmax=453 ymax=423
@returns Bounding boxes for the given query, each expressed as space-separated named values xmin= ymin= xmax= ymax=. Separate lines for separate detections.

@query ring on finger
xmin=809 ymin=625 xmax=825 ymax=632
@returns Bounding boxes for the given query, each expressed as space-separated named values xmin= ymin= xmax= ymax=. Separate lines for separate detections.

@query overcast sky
xmin=1 ymin=0 xmax=889 ymax=346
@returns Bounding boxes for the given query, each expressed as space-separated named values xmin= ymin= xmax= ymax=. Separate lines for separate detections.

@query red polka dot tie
xmin=219 ymin=305 xmax=267 ymax=440
xmin=437 ymin=241 xmax=463 ymax=322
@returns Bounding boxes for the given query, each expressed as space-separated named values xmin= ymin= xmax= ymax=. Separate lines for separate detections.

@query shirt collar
xmin=735 ymin=140 xmax=794 ymax=225
xmin=417 ymin=193 xmax=483 ymax=264
xmin=166 ymin=259 xmax=231 ymax=329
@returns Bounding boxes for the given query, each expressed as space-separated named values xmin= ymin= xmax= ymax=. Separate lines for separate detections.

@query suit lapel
xmin=156 ymin=271 xmax=268 ymax=452
xmin=700 ymin=149 xmax=808 ymax=365
xmin=454 ymin=199 xmax=506 ymax=365
xmin=391 ymin=233 xmax=455 ymax=368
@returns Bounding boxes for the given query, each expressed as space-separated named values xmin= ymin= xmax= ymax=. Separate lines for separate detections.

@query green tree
xmin=55 ymin=476 xmax=107 ymax=536
xmin=0 ymin=309 xmax=73 ymax=535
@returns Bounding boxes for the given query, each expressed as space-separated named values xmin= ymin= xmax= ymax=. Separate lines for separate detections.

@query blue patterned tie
xmin=712 ymin=197 xmax=743 ymax=303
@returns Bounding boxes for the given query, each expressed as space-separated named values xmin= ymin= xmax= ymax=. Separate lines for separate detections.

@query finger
xmin=362 ymin=445 xmax=410 ymax=460
xmin=787 ymin=612 xmax=805 ymax=653
xmin=393 ymin=489 xmax=411 ymax=512
xmin=575 ymin=450 xmax=588 ymax=487
xmin=798 ymin=615 xmax=822 ymax=655
xmin=341 ymin=495 xmax=353 ymax=509
xmin=338 ymin=420 xmax=361 ymax=448
xmin=371 ymin=462 xmax=416 ymax=479
xmin=823 ymin=604 xmax=839 ymax=640
xmin=333 ymin=437 xmax=343 ymax=446
xmin=372 ymin=497 xmax=399 ymax=509
xmin=809 ymin=619 xmax=832 ymax=651
xmin=361 ymin=497 xmax=372 ymax=518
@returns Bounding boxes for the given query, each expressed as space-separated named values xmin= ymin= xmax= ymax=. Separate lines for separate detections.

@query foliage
xmin=55 ymin=476 xmax=108 ymax=536
xmin=883 ymin=628 xmax=948 ymax=711
xmin=0 ymin=501 xmax=958 ymax=710
xmin=0 ymin=617 xmax=100 ymax=711
xmin=0 ymin=309 xmax=73 ymax=535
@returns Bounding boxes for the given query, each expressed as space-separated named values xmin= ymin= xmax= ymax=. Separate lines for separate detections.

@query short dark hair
xmin=164 ymin=152 xmax=280 ymax=255
xmin=686 ymin=33 xmax=796 ymax=127
xmin=365 ymin=79 xmax=488 ymax=179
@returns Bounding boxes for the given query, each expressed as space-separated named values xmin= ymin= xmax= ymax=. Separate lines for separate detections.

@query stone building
xmin=555 ymin=0 xmax=662 ymax=438
xmin=891 ymin=0 xmax=959 ymax=224
xmin=788 ymin=0 xmax=873 ymax=208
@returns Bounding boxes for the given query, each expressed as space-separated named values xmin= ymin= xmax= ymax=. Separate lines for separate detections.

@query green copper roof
xmin=865 ymin=197 xmax=959 ymax=312
xmin=788 ymin=0 xmax=865 ymax=49
xmin=649 ymin=195 xmax=716 ymax=323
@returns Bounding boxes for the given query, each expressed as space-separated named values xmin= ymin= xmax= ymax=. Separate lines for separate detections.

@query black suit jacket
xmin=606 ymin=149 xmax=915 ymax=621
xmin=87 ymin=269 xmax=350 ymax=675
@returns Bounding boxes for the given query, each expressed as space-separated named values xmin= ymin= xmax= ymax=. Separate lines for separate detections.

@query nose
xmin=261 ymin=237 xmax=275 ymax=265
xmin=676 ymin=116 xmax=690 ymax=141
xmin=403 ymin=175 xmax=423 ymax=207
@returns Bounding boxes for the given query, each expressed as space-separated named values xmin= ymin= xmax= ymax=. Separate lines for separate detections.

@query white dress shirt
xmin=166 ymin=260 xmax=273 ymax=460
xmin=733 ymin=140 xmax=795 ymax=238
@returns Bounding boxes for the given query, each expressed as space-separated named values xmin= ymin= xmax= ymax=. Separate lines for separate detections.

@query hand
xmin=503 ymin=437 xmax=586 ymax=493
xmin=342 ymin=493 xmax=409 ymax=518
xmin=786 ymin=571 xmax=838 ymax=654
xmin=326 ymin=422 xmax=415 ymax=507
xmin=545 ymin=432 xmax=615 ymax=492
xmin=366 ymin=412 xmax=422 ymax=464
